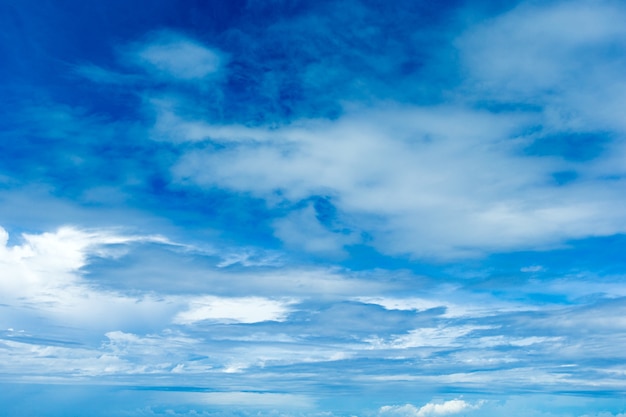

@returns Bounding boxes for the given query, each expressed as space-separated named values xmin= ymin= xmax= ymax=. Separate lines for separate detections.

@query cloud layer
xmin=2 ymin=0 xmax=626 ymax=416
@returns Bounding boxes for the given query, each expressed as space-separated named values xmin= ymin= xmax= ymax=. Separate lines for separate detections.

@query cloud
xmin=356 ymin=296 xmax=445 ymax=313
xmin=0 ymin=225 xmax=167 ymax=297
xmin=273 ymin=203 xmax=359 ymax=256
xmin=459 ymin=1 xmax=626 ymax=93
xmin=173 ymin=296 xmax=296 ymax=324
xmin=0 ymin=225 xmax=305 ymax=331
xmin=50 ymin=3 xmax=626 ymax=262
xmin=457 ymin=0 xmax=626 ymax=132
xmin=380 ymin=399 xmax=483 ymax=417
xmin=6 ymin=2 xmax=626 ymax=415
xmin=3 ymin=225 xmax=626 ymax=396
xmin=0 ymin=225 xmax=181 ymax=332
xmin=129 ymin=31 xmax=223 ymax=81
xmin=353 ymin=295 xmax=536 ymax=319
xmin=367 ymin=325 xmax=493 ymax=349
xmin=169 ymin=103 xmax=626 ymax=259
xmin=521 ymin=265 xmax=544 ymax=273
xmin=73 ymin=63 xmax=140 ymax=85
xmin=185 ymin=391 xmax=315 ymax=408
xmin=153 ymin=0 xmax=626 ymax=261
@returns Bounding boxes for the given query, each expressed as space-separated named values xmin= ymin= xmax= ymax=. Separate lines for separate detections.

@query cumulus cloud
xmin=0 ymin=225 xmax=180 ymax=331
xmin=0 ymin=225 xmax=167 ymax=297
xmin=380 ymin=399 xmax=483 ymax=417
xmin=0 ymin=225 xmax=306 ymax=331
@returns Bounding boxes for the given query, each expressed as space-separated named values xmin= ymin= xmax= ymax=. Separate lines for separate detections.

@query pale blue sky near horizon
xmin=2 ymin=0 xmax=626 ymax=416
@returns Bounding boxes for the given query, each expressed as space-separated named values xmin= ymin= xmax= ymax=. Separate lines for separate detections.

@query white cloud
xmin=180 ymin=391 xmax=315 ymax=408
xmin=380 ymin=399 xmax=483 ymax=417
xmin=1 ymin=225 xmax=320 ymax=331
xmin=457 ymin=0 xmax=626 ymax=133
xmin=0 ymin=225 xmax=167 ymax=297
xmin=173 ymin=296 xmax=296 ymax=324
xmin=354 ymin=293 xmax=543 ymax=319
xmin=143 ymin=2 xmax=626 ymax=261
xmin=273 ymin=204 xmax=359 ymax=256
xmin=131 ymin=31 xmax=223 ymax=80
xmin=521 ymin=265 xmax=544 ymax=273
xmin=0 ymin=328 xmax=211 ymax=379
xmin=474 ymin=335 xmax=563 ymax=348
xmin=367 ymin=325 xmax=493 ymax=349
xmin=0 ymin=225 xmax=180 ymax=331
xmin=214 ymin=342 xmax=352 ymax=374
xmin=459 ymin=1 xmax=626 ymax=93
xmin=0 ymin=337 xmax=135 ymax=378
xmin=356 ymin=296 xmax=445 ymax=312
xmin=168 ymin=102 xmax=626 ymax=259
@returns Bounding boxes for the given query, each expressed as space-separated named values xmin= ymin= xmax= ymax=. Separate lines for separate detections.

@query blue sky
xmin=1 ymin=0 xmax=626 ymax=416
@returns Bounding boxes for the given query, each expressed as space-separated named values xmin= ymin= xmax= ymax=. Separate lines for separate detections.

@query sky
xmin=1 ymin=0 xmax=626 ymax=416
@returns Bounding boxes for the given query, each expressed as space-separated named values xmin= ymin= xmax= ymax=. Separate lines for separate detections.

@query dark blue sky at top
xmin=3 ymin=0 xmax=460 ymax=115
xmin=2 ymin=0 xmax=625 ymax=292
xmin=2 ymin=0 xmax=461 ymax=262
xmin=1 ymin=0 xmax=614 ymax=269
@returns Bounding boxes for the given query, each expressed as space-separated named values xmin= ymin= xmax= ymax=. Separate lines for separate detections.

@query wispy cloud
xmin=169 ymin=103 xmax=626 ymax=259
xmin=185 ymin=391 xmax=315 ymax=408
xmin=128 ymin=31 xmax=224 ymax=81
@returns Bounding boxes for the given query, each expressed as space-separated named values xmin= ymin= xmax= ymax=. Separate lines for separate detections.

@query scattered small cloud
xmin=129 ymin=31 xmax=224 ymax=81
xmin=379 ymin=399 xmax=484 ymax=417
xmin=521 ymin=265 xmax=544 ymax=273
